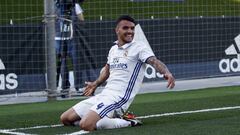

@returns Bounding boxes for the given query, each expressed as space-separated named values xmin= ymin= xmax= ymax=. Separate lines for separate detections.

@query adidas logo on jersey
xmin=219 ymin=34 xmax=240 ymax=73
xmin=0 ymin=58 xmax=18 ymax=90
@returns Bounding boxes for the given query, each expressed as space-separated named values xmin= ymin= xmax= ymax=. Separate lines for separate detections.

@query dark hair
xmin=76 ymin=0 xmax=84 ymax=3
xmin=116 ymin=15 xmax=137 ymax=25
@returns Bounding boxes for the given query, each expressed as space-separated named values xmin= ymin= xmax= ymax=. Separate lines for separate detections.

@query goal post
xmin=44 ymin=0 xmax=57 ymax=100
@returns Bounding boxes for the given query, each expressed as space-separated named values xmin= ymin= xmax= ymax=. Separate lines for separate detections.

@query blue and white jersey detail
xmin=99 ymin=40 xmax=154 ymax=117
xmin=109 ymin=57 xmax=128 ymax=70
xmin=99 ymin=61 xmax=143 ymax=117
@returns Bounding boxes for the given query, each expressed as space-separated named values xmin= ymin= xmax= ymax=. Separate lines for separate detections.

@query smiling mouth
xmin=126 ymin=33 xmax=133 ymax=38
xmin=127 ymin=35 xmax=132 ymax=38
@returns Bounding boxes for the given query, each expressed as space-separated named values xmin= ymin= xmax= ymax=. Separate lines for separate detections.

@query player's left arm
xmin=146 ymin=56 xmax=175 ymax=89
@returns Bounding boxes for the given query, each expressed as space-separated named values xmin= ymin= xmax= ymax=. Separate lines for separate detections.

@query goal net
xmin=0 ymin=0 xmax=240 ymax=102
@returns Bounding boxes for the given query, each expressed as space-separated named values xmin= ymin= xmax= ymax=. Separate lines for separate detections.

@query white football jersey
xmin=103 ymin=40 xmax=155 ymax=110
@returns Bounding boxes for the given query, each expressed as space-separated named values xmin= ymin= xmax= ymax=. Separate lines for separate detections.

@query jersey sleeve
xmin=138 ymin=42 xmax=155 ymax=63
xmin=107 ymin=53 xmax=111 ymax=65
xmin=75 ymin=3 xmax=83 ymax=15
xmin=107 ymin=46 xmax=114 ymax=65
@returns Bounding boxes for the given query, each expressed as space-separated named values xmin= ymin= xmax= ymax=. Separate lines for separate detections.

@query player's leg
xmin=61 ymin=93 xmax=142 ymax=130
xmin=79 ymin=110 xmax=101 ymax=131
xmin=60 ymin=108 xmax=80 ymax=126
xmin=77 ymin=95 xmax=122 ymax=131
xmin=79 ymin=95 xmax=139 ymax=131
xmin=78 ymin=107 xmax=131 ymax=131
xmin=79 ymin=110 xmax=140 ymax=131
xmin=95 ymin=111 xmax=142 ymax=130
xmin=61 ymin=96 xmax=98 ymax=126
xmin=96 ymin=117 xmax=131 ymax=130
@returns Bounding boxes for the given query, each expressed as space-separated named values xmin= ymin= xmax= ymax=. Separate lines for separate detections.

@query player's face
xmin=116 ymin=20 xmax=135 ymax=45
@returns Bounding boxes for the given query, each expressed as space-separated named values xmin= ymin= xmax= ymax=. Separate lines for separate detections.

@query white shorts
xmin=72 ymin=92 xmax=126 ymax=118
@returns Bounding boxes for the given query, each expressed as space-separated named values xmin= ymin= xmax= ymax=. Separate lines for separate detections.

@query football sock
xmin=96 ymin=117 xmax=131 ymax=129
xmin=73 ymin=120 xmax=80 ymax=126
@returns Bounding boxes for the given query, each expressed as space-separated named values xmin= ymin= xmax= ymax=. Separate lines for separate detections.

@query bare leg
xmin=79 ymin=110 xmax=101 ymax=131
xmin=60 ymin=108 xmax=81 ymax=126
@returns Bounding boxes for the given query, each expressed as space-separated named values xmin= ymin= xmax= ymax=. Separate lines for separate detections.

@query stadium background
xmin=0 ymin=0 xmax=240 ymax=95
xmin=0 ymin=0 xmax=240 ymax=135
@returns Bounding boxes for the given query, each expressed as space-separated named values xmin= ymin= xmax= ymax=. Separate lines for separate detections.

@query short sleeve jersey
xmin=105 ymin=40 xmax=154 ymax=102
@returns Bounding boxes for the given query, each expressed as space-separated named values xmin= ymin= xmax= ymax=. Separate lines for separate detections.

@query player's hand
xmin=84 ymin=81 xmax=97 ymax=96
xmin=163 ymin=73 xmax=175 ymax=89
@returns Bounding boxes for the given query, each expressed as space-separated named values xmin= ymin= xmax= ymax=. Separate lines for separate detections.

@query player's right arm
xmin=146 ymin=56 xmax=175 ymax=89
xmin=84 ymin=64 xmax=110 ymax=96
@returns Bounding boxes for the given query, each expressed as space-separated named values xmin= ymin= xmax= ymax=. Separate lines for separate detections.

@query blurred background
xmin=0 ymin=0 xmax=240 ymax=103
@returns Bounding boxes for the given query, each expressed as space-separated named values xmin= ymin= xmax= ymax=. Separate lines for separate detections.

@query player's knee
xmin=60 ymin=113 xmax=71 ymax=126
xmin=79 ymin=120 xmax=95 ymax=131
xmin=60 ymin=113 xmax=66 ymax=124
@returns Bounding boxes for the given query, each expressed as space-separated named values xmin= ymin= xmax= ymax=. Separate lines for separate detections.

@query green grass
xmin=0 ymin=86 xmax=240 ymax=134
xmin=83 ymin=0 xmax=240 ymax=20
xmin=0 ymin=0 xmax=240 ymax=24
xmin=0 ymin=0 xmax=43 ymax=25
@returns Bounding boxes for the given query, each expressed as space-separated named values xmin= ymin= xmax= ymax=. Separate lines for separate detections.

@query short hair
xmin=77 ymin=0 xmax=84 ymax=3
xmin=116 ymin=15 xmax=137 ymax=25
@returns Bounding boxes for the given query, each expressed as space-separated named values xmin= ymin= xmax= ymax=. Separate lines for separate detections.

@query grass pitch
xmin=0 ymin=86 xmax=240 ymax=135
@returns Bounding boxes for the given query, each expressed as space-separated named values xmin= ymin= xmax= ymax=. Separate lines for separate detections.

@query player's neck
xmin=117 ymin=39 xmax=131 ymax=47
xmin=117 ymin=40 xmax=125 ymax=47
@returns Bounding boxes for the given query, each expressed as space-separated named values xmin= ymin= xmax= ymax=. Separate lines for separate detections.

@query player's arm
xmin=146 ymin=56 xmax=175 ymax=89
xmin=84 ymin=64 xmax=110 ymax=96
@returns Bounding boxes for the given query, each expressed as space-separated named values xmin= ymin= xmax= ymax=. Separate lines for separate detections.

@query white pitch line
xmin=0 ymin=130 xmax=35 ymax=135
xmin=66 ymin=130 xmax=90 ymax=135
xmin=137 ymin=106 xmax=240 ymax=119
xmin=0 ymin=124 xmax=63 ymax=135
xmin=0 ymin=106 xmax=240 ymax=135
xmin=6 ymin=124 xmax=63 ymax=132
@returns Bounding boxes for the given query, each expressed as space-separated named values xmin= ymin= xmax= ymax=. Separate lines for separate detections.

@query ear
xmin=115 ymin=27 xmax=119 ymax=34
